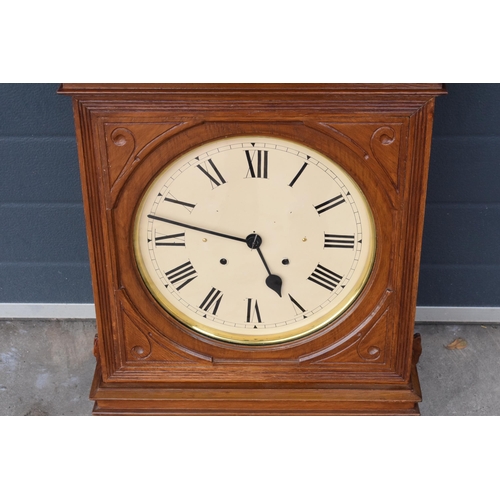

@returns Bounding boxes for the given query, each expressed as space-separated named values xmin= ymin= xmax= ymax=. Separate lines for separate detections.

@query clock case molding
xmin=59 ymin=84 xmax=445 ymax=415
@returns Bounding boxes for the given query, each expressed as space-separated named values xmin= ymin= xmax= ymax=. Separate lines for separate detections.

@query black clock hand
xmin=149 ymin=214 xmax=282 ymax=297
xmin=246 ymin=234 xmax=283 ymax=298
xmin=147 ymin=214 xmax=247 ymax=243
xmin=258 ymin=248 xmax=283 ymax=298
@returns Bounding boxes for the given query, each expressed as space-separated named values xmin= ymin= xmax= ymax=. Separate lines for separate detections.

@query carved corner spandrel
xmin=116 ymin=291 xmax=213 ymax=366
xmin=308 ymin=122 xmax=405 ymax=205
xmin=104 ymin=122 xmax=201 ymax=207
xmin=306 ymin=304 xmax=392 ymax=366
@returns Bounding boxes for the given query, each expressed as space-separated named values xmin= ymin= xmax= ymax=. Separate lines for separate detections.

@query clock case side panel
xmin=394 ymin=99 xmax=438 ymax=379
xmin=70 ymin=100 xmax=123 ymax=379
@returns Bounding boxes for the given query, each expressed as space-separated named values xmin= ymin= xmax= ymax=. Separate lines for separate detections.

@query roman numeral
xmin=314 ymin=194 xmax=345 ymax=215
xmin=164 ymin=193 xmax=196 ymax=213
xmin=288 ymin=294 xmax=306 ymax=316
xmin=199 ymin=287 xmax=223 ymax=316
xmin=307 ymin=264 xmax=343 ymax=291
xmin=289 ymin=162 xmax=308 ymax=187
xmin=165 ymin=261 xmax=198 ymax=291
xmin=196 ymin=158 xmax=226 ymax=189
xmin=324 ymin=234 xmax=355 ymax=249
xmin=154 ymin=231 xmax=185 ymax=247
xmin=245 ymin=150 xmax=268 ymax=178
xmin=246 ymin=298 xmax=262 ymax=323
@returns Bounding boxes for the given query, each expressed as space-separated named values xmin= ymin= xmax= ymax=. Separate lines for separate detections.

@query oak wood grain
xmin=63 ymin=84 xmax=444 ymax=415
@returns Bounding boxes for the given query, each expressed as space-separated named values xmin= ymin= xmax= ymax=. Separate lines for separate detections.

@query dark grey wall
xmin=1 ymin=84 xmax=499 ymax=306
xmin=0 ymin=84 xmax=91 ymax=302
xmin=419 ymin=84 xmax=500 ymax=306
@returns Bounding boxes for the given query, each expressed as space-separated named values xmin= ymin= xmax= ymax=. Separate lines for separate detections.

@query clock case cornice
xmin=59 ymin=83 xmax=446 ymax=94
xmin=61 ymin=83 xmax=445 ymax=415
xmin=59 ymin=83 xmax=445 ymax=115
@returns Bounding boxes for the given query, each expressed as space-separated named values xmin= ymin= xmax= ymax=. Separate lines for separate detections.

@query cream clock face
xmin=134 ymin=136 xmax=376 ymax=344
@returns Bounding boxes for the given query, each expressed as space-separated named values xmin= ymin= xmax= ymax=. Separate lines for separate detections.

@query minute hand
xmin=147 ymin=214 xmax=247 ymax=243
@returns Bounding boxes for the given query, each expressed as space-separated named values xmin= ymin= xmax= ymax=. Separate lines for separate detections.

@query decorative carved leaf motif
xmin=311 ymin=309 xmax=390 ymax=364
xmin=117 ymin=291 xmax=213 ymax=363
xmin=321 ymin=123 xmax=402 ymax=191
xmin=121 ymin=307 xmax=153 ymax=361
xmin=370 ymin=126 xmax=400 ymax=190
xmin=120 ymin=303 xmax=195 ymax=362
xmin=298 ymin=288 xmax=392 ymax=364
xmin=105 ymin=123 xmax=178 ymax=188
xmin=356 ymin=310 xmax=388 ymax=362
xmin=108 ymin=128 xmax=135 ymax=186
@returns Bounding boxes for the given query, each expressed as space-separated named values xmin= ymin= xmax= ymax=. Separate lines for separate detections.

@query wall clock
xmin=59 ymin=84 xmax=445 ymax=415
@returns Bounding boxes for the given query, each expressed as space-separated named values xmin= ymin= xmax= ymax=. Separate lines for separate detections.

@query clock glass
xmin=134 ymin=136 xmax=376 ymax=344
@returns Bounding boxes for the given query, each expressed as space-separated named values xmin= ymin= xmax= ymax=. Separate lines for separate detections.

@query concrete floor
xmin=0 ymin=319 xmax=498 ymax=416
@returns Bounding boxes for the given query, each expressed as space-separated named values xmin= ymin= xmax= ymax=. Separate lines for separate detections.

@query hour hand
xmin=265 ymin=272 xmax=283 ymax=298
xmin=246 ymin=234 xmax=283 ymax=297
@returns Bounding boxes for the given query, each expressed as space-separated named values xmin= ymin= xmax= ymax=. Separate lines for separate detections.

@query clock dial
xmin=134 ymin=136 xmax=376 ymax=344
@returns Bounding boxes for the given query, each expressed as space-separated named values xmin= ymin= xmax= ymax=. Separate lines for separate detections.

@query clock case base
xmin=89 ymin=334 xmax=423 ymax=416
xmin=89 ymin=362 xmax=422 ymax=416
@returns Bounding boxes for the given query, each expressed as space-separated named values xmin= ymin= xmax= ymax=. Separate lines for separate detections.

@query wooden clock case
xmin=59 ymin=84 xmax=445 ymax=415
